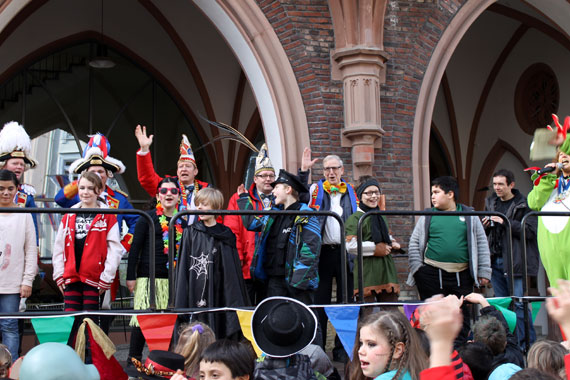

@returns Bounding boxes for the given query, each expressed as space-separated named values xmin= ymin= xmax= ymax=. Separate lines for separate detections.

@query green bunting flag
xmin=487 ymin=298 xmax=516 ymax=334
xmin=531 ymin=301 xmax=542 ymax=323
xmin=31 ymin=316 xmax=75 ymax=344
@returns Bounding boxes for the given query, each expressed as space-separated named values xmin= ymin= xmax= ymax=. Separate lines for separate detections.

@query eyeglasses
xmin=256 ymin=174 xmax=276 ymax=180
xmin=362 ymin=191 xmax=381 ymax=197
xmin=159 ymin=187 xmax=180 ymax=195
xmin=324 ymin=166 xmax=342 ymax=172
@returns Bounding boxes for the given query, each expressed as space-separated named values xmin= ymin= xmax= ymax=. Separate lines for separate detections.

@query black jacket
xmin=484 ymin=189 xmax=539 ymax=276
xmin=127 ymin=209 xmax=187 ymax=280
xmin=174 ymin=221 xmax=249 ymax=338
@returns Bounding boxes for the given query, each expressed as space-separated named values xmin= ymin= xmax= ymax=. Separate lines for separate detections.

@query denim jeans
xmin=491 ymin=256 xmax=536 ymax=349
xmin=0 ymin=293 xmax=20 ymax=361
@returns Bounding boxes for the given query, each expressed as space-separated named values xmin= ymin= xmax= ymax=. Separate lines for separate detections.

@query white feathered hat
xmin=68 ymin=133 xmax=125 ymax=174
xmin=0 ymin=121 xmax=37 ymax=169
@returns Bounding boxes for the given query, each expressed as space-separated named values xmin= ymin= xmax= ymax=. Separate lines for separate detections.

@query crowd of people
xmin=1 ymin=114 xmax=570 ymax=379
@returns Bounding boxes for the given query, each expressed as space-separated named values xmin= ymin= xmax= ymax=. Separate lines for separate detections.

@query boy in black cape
xmin=175 ymin=188 xmax=249 ymax=338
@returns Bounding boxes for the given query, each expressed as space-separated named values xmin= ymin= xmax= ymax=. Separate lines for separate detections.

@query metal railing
xmin=355 ymin=210 xmax=513 ymax=302
xmin=167 ymin=209 xmax=347 ymax=308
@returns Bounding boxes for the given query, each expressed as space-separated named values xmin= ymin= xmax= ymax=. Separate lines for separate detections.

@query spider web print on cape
xmin=190 ymin=248 xmax=215 ymax=307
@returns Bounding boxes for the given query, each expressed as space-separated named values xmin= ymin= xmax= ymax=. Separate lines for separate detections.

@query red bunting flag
xmin=137 ymin=314 xmax=178 ymax=351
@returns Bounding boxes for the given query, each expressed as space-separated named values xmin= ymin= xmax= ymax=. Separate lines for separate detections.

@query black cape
xmin=174 ymin=221 xmax=249 ymax=338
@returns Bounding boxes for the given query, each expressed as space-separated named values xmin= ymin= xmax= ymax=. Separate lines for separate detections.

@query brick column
xmin=329 ymin=0 xmax=389 ymax=180
xmin=333 ymin=47 xmax=388 ymax=179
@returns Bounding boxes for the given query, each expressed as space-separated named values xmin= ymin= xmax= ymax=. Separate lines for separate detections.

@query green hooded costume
xmin=528 ymin=122 xmax=570 ymax=285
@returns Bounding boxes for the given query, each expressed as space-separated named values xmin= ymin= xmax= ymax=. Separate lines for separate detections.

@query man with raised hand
xmin=135 ymin=125 xmax=210 ymax=224
xmin=299 ymin=147 xmax=358 ymax=361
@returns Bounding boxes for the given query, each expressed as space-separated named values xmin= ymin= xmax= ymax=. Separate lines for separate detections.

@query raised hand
xmin=135 ymin=125 xmax=154 ymax=152
xmin=301 ymin=147 xmax=318 ymax=171
xmin=546 ymin=279 xmax=570 ymax=338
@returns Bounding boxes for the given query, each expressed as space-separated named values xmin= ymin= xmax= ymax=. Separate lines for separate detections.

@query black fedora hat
xmin=251 ymin=296 xmax=317 ymax=358
xmin=125 ymin=350 xmax=185 ymax=379
xmin=270 ymin=169 xmax=308 ymax=194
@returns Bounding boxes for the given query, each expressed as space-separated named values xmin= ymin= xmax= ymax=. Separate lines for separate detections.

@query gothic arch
xmin=412 ymin=0 xmax=496 ymax=209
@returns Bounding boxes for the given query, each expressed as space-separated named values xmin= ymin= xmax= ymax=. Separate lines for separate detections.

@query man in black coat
xmin=483 ymin=169 xmax=539 ymax=349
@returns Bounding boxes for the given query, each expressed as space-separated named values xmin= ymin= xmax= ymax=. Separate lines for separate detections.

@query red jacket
xmin=136 ymin=150 xmax=209 ymax=196
xmin=224 ymin=184 xmax=267 ymax=280
xmin=52 ymin=203 xmax=123 ymax=290
xmin=421 ymin=366 xmax=456 ymax=380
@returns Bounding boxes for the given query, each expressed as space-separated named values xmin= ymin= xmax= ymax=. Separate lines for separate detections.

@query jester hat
xmin=178 ymin=134 xmax=196 ymax=165
xmin=255 ymin=143 xmax=274 ymax=175
xmin=69 ymin=133 xmax=126 ymax=174
xmin=0 ymin=121 xmax=37 ymax=168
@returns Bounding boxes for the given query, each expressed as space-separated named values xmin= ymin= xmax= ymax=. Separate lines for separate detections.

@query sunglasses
xmin=159 ymin=187 xmax=180 ymax=195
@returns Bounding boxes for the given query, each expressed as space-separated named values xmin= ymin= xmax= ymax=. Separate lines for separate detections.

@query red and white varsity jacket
xmin=52 ymin=202 xmax=123 ymax=290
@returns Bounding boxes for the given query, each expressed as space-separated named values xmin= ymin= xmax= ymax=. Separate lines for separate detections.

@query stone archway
xmin=412 ymin=0 xmax=496 ymax=210
xmin=194 ymin=0 xmax=310 ymax=171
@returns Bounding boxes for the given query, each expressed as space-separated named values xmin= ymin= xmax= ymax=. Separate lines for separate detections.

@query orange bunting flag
xmin=137 ymin=314 xmax=178 ymax=351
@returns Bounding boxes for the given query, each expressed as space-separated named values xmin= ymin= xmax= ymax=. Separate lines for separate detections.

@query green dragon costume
xmin=527 ymin=114 xmax=570 ymax=285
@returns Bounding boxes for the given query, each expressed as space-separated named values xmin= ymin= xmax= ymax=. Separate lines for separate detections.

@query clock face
xmin=515 ymin=63 xmax=559 ymax=135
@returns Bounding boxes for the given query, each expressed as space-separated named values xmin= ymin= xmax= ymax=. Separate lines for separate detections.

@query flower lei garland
xmin=156 ymin=202 xmax=183 ymax=266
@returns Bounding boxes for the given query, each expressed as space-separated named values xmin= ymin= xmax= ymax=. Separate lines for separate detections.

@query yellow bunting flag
xmin=236 ymin=310 xmax=262 ymax=356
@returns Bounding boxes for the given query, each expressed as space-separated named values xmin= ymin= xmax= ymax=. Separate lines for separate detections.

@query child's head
xmin=270 ymin=169 xmax=307 ymax=205
xmin=199 ymin=340 xmax=256 ymax=380
xmin=78 ymin=170 xmax=104 ymax=206
xmin=354 ymin=311 xmax=427 ymax=380
xmin=0 ymin=169 xmax=19 ymax=207
xmin=195 ymin=188 xmax=224 ymax=224
xmin=510 ymin=368 xmax=559 ymax=380
xmin=173 ymin=322 xmax=216 ymax=377
xmin=527 ymin=340 xmax=568 ymax=379
xmin=0 ymin=344 xmax=11 ymax=377
xmin=430 ymin=176 xmax=458 ymax=209
xmin=156 ymin=177 xmax=181 ymax=211
xmin=458 ymin=342 xmax=494 ymax=380
xmin=472 ymin=315 xmax=507 ymax=355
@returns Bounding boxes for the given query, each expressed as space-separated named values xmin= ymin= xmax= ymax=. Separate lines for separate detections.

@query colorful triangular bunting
xmin=31 ymin=316 xmax=75 ymax=344
xmin=137 ymin=314 xmax=178 ymax=351
xmin=236 ymin=310 xmax=262 ymax=357
xmin=487 ymin=298 xmax=516 ymax=334
xmin=325 ymin=306 xmax=360 ymax=360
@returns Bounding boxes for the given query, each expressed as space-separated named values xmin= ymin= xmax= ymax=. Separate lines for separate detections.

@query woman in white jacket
xmin=0 ymin=169 xmax=37 ymax=361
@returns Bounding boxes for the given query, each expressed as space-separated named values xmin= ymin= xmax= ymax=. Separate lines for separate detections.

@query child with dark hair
xmin=465 ymin=292 xmax=524 ymax=368
xmin=175 ymin=187 xmax=249 ymax=338
xmin=199 ymin=340 xmax=256 ymax=380
xmin=349 ymin=310 xmax=428 ymax=380
xmin=127 ymin=177 xmax=185 ymax=365
xmin=458 ymin=342 xmax=494 ymax=380
xmin=0 ymin=169 xmax=38 ymax=361
xmin=408 ymin=175 xmax=491 ymax=345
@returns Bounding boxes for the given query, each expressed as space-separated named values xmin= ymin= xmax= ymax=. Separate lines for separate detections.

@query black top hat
xmin=125 ymin=350 xmax=185 ymax=379
xmin=251 ymin=296 xmax=317 ymax=358
xmin=270 ymin=169 xmax=308 ymax=194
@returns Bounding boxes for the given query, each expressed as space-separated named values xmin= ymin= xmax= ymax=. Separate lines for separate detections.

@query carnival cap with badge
xmin=271 ymin=169 xmax=308 ymax=194
xmin=69 ymin=132 xmax=126 ymax=175
xmin=178 ymin=134 xmax=196 ymax=166
xmin=126 ymin=350 xmax=186 ymax=379
xmin=0 ymin=121 xmax=37 ymax=170
xmin=255 ymin=143 xmax=274 ymax=174
xmin=19 ymin=342 xmax=100 ymax=380
xmin=251 ymin=296 xmax=318 ymax=358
